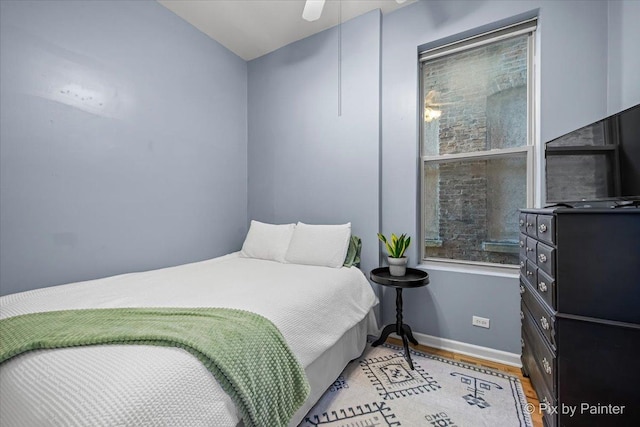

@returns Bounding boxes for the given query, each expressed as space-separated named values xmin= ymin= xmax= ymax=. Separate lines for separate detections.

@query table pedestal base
xmin=371 ymin=287 xmax=418 ymax=369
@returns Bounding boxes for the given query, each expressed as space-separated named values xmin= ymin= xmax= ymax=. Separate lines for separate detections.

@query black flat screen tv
xmin=545 ymin=103 xmax=640 ymax=206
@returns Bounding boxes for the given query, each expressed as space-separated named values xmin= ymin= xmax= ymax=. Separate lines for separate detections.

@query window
xmin=420 ymin=19 xmax=536 ymax=267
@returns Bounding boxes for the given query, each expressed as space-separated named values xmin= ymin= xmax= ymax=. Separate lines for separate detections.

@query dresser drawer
xmin=522 ymin=259 xmax=537 ymax=289
xmin=526 ymin=214 xmax=537 ymax=237
xmin=521 ymin=282 xmax=556 ymax=349
xmin=519 ymin=233 xmax=527 ymax=258
xmin=519 ymin=213 xmax=527 ymax=234
xmin=540 ymin=391 xmax=557 ymax=427
xmin=521 ymin=324 xmax=557 ymax=427
xmin=526 ymin=237 xmax=538 ymax=262
xmin=536 ymin=214 xmax=555 ymax=245
xmin=536 ymin=268 xmax=556 ymax=310
xmin=522 ymin=305 xmax=556 ymax=395
xmin=536 ymin=242 xmax=555 ymax=277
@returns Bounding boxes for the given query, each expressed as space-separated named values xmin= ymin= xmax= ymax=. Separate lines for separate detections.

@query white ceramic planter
xmin=388 ymin=256 xmax=408 ymax=276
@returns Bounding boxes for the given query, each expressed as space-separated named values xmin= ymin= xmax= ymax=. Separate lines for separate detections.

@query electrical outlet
xmin=472 ymin=316 xmax=490 ymax=329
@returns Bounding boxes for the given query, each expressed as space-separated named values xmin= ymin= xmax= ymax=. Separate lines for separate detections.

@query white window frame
xmin=418 ymin=18 xmax=538 ymax=274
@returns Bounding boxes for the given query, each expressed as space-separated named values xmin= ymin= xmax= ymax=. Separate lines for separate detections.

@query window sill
xmin=418 ymin=259 xmax=520 ymax=278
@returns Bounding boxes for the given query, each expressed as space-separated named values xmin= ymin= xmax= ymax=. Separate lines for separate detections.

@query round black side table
xmin=370 ymin=267 xmax=429 ymax=370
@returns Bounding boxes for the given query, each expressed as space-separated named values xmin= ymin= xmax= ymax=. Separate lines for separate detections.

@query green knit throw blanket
xmin=0 ymin=307 xmax=310 ymax=427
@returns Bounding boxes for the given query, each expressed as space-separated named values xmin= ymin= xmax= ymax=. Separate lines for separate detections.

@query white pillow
xmin=240 ymin=220 xmax=295 ymax=263
xmin=285 ymin=222 xmax=351 ymax=268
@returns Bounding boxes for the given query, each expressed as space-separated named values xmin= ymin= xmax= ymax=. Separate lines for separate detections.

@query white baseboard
xmin=390 ymin=331 xmax=522 ymax=368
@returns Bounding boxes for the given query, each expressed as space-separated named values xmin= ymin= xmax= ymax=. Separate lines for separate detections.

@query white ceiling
xmin=157 ymin=0 xmax=415 ymax=61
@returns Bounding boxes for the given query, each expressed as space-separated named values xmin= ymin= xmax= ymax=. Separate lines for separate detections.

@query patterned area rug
xmin=300 ymin=338 xmax=532 ymax=427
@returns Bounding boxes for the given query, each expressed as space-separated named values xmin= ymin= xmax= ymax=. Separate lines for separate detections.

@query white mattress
xmin=0 ymin=253 xmax=378 ymax=426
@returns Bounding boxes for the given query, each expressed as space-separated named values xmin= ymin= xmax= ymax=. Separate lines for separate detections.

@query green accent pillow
xmin=343 ymin=235 xmax=362 ymax=268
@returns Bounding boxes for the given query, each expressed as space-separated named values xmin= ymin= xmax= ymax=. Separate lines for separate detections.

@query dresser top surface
xmin=521 ymin=206 xmax=640 ymax=215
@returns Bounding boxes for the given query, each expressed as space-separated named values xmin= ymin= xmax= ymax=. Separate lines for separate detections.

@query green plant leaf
xmin=385 ymin=242 xmax=394 ymax=256
xmin=404 ymin=237 xmax=411 ymax=255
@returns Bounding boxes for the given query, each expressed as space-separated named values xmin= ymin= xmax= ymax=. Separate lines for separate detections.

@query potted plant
xmin=377 ymin=232 xmax=411 ymax=276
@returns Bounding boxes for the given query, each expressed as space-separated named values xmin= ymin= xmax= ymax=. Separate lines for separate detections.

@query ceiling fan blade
xmin=302 ymin=0 xmax=325 ymax=22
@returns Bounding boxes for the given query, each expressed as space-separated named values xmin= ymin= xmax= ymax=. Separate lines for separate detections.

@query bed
xmin=0 ymin=222 xmax=379 ymax=427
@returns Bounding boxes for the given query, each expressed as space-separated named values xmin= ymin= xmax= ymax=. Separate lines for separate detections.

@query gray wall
xmin=247 ymin=11 xmax=381 ymax=278
xmin=381 ymin=0 xmax=613 ymax=354
xmin=608 ymin=0 xmax=640 ymax=114
xmin=0 ymin=0 xmax=248 ymax=295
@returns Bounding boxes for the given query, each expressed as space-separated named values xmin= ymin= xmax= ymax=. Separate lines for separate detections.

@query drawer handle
xmin=520 ymin=285 xmax=525 ymax=295
xmin=520 ymin=311 xmax=524 ymax=321
xmin=520 ymin=261 xmax=525 ymax=268
xmin=526 ymin=246 xmax=533 ymax=252
xmin=538 ymin=254 xmax=547 ymax=263
xmin=519 ymin=240 xmax=524 ymax=248
xmin=526 ymin=270 xmax=533 ymax=276
xmin=538 ymin=281 xmax=548 ymax=292
xmin=542 ymin=357 xmax=552 ymax=375
xmin=539 ymin=223 xmax=547 ymax=233
xmin=521 ymin=338 xmax=525 ymax=348
xmin=526 ymin=222 xmax=533 ymax=228
xmin=519 ymin=219 xmax=525 ymax=226
xmin=540 ymin=316 xmax=549 ymax=330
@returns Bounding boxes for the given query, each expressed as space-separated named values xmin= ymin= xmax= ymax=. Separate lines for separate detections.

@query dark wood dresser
xmin=519 ymin=206 xmax=640 ymax=427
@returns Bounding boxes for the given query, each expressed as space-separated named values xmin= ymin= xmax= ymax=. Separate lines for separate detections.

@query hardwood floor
xmin=387 ymin=337 xmax=543 ymax=427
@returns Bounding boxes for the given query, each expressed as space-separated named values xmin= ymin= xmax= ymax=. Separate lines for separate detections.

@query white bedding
xmin=0 ymin=253 xmax=378 ymax=426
